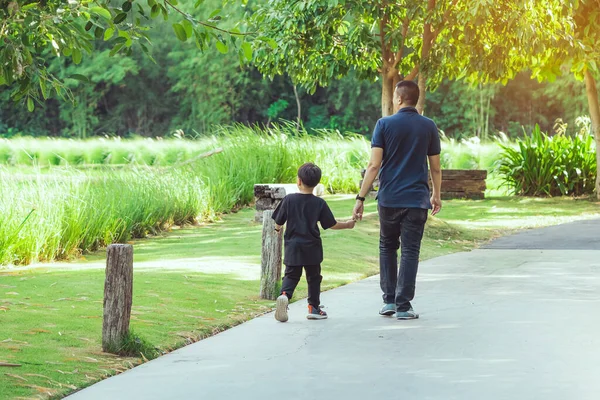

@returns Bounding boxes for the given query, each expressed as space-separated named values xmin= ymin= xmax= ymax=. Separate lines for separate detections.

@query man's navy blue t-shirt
xmin=371 ymin=107 xmax=441 ymax=209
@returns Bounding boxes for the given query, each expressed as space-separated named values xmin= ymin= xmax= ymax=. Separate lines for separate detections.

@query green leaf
xmin=182 ymin=20 xmax=194 ymax=39
xmin=27 ymin=97 xmax=34 ymax=112
xmin=104 ymin=27 xmax=115 ymax=41
xmin=151 ymin=4 xmax=160 ymax=18
xmin=114 ymin=12 xmax=128 ymax=24
xmin=209 ymin=9 xmax=221 ymax=19
xmin=242 ymin=42 xmax=252 ymax=61
xmin=69 ymin=74 xmax=90 ymax=82
xmin=140 ymin=43 xmax=156 ymax=64
xmin=148 ymin=0 xmax=156 ymax=6
xmin=122 ymin=1 xmax=132 ymax=12
xmin=91 ymin=6 xmax=112 ymax=20
xmin=94 ymin=26 xmax=104 ymax=39
xmin=194 ymin=0 xmax=204 ymax=7
xmin=85 ymin=21 xmax=93 ymax=31
xmin=39 ymin=79 xmax=49 ymax=99
xmin=118 ymin=30 xmax=133 ymax=46
xmin=22 ymin=3 xmax=38 ymax=11
xmin=62 ymin=47 xmax=73 ymax=57
xmin=72 ymin=48 xmax=82 ymax=64
xmin=109 ymin=43 xmax=125 ymax=57
xmin=173 ymin=23 xmax=188 ymax=42
xmin=215 ymin=41 xmax=228 ymax=54
xmin=268 ymin=39 xmax=277 ymax=50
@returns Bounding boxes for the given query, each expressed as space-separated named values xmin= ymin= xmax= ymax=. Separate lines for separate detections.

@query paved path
xmin=68 ymin=220 xmax=600 ymax=400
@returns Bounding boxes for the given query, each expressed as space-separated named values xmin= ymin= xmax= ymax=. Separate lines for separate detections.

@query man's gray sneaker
xmin=396 ymin=308 xmax=419 ymax=320
xmin=274 ymin=294 xmax=289 ymax=322
xmin=379 ymin=303 xmax=395 ymax=316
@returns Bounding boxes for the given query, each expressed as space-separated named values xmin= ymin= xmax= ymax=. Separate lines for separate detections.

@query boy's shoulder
xmin=284 ymin=193 xmax=326 ymax=206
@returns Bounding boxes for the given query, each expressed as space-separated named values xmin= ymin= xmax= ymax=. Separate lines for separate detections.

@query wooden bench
xmin=360 ymin=169 xmax=487 ymax=200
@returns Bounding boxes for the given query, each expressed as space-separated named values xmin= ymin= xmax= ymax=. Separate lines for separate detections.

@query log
xmin=260 ymin=210 xmax=283 ymax=300
xmin=440 ymin=170 xmax=487 ymax=180
xmin=441 ymin=191 xmax=485 ymax=200
xmin=439 ymin=180 xmax=486 ymax=192
xmin=102 ymin=244 xmax=133 ymax=353
xmin=0 ymin=362 xmax=21 ymax=367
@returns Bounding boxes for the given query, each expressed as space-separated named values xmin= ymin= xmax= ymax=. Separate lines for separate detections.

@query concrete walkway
xmin=68 ymin=220 xmax=600 ymax=400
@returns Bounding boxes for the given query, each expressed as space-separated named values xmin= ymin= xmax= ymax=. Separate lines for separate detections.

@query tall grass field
xmin=0 ymin=125 xmax=515 ymax=266
xmin=0 ymin=126 xmax=371 ymax=266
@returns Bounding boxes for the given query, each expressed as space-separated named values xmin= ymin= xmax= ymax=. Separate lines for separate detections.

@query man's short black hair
xmin=297 ymin=163 xmax=322 ymax=188
xmin=395 ymin=80 xmax=420 ymax=106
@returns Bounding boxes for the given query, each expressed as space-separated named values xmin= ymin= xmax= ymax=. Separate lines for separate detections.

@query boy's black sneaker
xmin=307 ymin=305 xmax=328 ymax=320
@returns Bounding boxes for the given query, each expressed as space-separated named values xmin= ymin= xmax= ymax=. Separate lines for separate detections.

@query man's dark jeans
xmin=379 ymin=206 xmax=428 ymax=312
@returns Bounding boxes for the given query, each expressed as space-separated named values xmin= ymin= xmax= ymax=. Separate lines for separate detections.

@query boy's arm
xmin=330 ymin=220 xmax=356 ymax=230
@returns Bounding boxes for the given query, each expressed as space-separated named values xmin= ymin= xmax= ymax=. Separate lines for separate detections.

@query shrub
xmin=498 ymin=124 xmax=597 ymax=196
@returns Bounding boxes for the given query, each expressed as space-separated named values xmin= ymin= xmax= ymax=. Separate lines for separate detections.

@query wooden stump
xmin=102 ymin=244 xmax=133 ymax=353
xmin=260 ymin=210 xmax=283 ymax=300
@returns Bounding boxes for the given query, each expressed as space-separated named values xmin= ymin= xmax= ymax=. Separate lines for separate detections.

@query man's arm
xmin=428 ymin=154 xmax=442 ymax=216
xmin=353 ymin=147 xmax=383 ymax=221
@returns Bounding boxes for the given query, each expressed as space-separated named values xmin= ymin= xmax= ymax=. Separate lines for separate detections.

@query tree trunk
xmin=584 ymin=70 xmax=600 ymax=199
xmin=293 ymin=84 xmax=301 ymax=131
xmin=260 ymin=210 xmax=283 ymax=300
xmin=416 ymin=73 xmax=427 ymax=115
xmin=102 ymin=244 xmax=133 ymax=353
xmin=381 ymin=70 xmax=395 ymax=117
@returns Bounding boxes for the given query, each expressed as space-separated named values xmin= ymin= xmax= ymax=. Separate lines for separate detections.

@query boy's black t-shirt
xmin=272 ymin=193 xmax=337 ymax=266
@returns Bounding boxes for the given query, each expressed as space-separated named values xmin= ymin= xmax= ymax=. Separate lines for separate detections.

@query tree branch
xmin=393 ymin=17 xmax=410 ymax=69
xmin=380 ymin=11 xmax=390 ymax=68
xmin=164 ymin=0 xmax=253 ymax=36
xmin=431 ymin=0 xmax=459 ymax=42
xmin=405 ymin=65 xmax=419 ymax=80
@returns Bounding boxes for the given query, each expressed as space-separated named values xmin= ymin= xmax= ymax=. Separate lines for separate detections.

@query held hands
xmin=430 ymin=194 xmax=442 ymax=216
xmin=346 ymin=219 xmax=356 ymax=229
xmin=352 ymin=200 xmax=364 ymax=221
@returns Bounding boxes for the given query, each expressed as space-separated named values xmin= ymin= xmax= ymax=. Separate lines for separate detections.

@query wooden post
xmin=260 ymin=210 xmax=283 ymax=300
xmin=102 ymin=244 xmax=133 ymax=353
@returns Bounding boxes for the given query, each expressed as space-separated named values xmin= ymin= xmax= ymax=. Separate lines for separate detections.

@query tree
xmin=0 ymin=0 xmax=253 ymax=110
xmin=251 ymin=0 xmax=535 ymax=117
xmin=526 ymin=0 xmax=600 ymax=198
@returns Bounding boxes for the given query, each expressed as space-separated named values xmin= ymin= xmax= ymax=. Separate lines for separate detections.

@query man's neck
xmin=398 ymin=104 xmax=416 ymax=111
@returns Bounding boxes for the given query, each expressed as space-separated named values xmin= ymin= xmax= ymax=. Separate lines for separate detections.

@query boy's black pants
xmin=280 ymin=264 xmax=322 ymax=308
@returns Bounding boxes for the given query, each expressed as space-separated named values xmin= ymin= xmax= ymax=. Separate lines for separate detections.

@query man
xmin=353 ymin=80 xmax=442 ymax=320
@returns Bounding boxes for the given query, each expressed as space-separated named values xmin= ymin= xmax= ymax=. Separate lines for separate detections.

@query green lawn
xmin=1 ymin=196 xmax=598 ymax=399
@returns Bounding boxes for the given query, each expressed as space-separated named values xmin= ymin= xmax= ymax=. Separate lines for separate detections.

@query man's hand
xmin=353 ymin=200 xmax=364 ymax=221
xmin=347 ymin=219 xmax=356 ymax=229
xmin=431 ymin=195 xmax=442 ymax=216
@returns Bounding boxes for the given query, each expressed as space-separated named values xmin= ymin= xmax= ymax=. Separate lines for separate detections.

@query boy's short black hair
xmin=298 ymin=163 xmax=322 ymax=188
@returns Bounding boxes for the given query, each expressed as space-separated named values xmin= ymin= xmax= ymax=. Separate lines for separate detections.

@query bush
xmin=498 ymin=124 xmax=597 ymax=196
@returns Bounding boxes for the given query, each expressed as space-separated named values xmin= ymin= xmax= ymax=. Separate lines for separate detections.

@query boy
xmin=272 ymin=163 xmax=356 ymax=322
